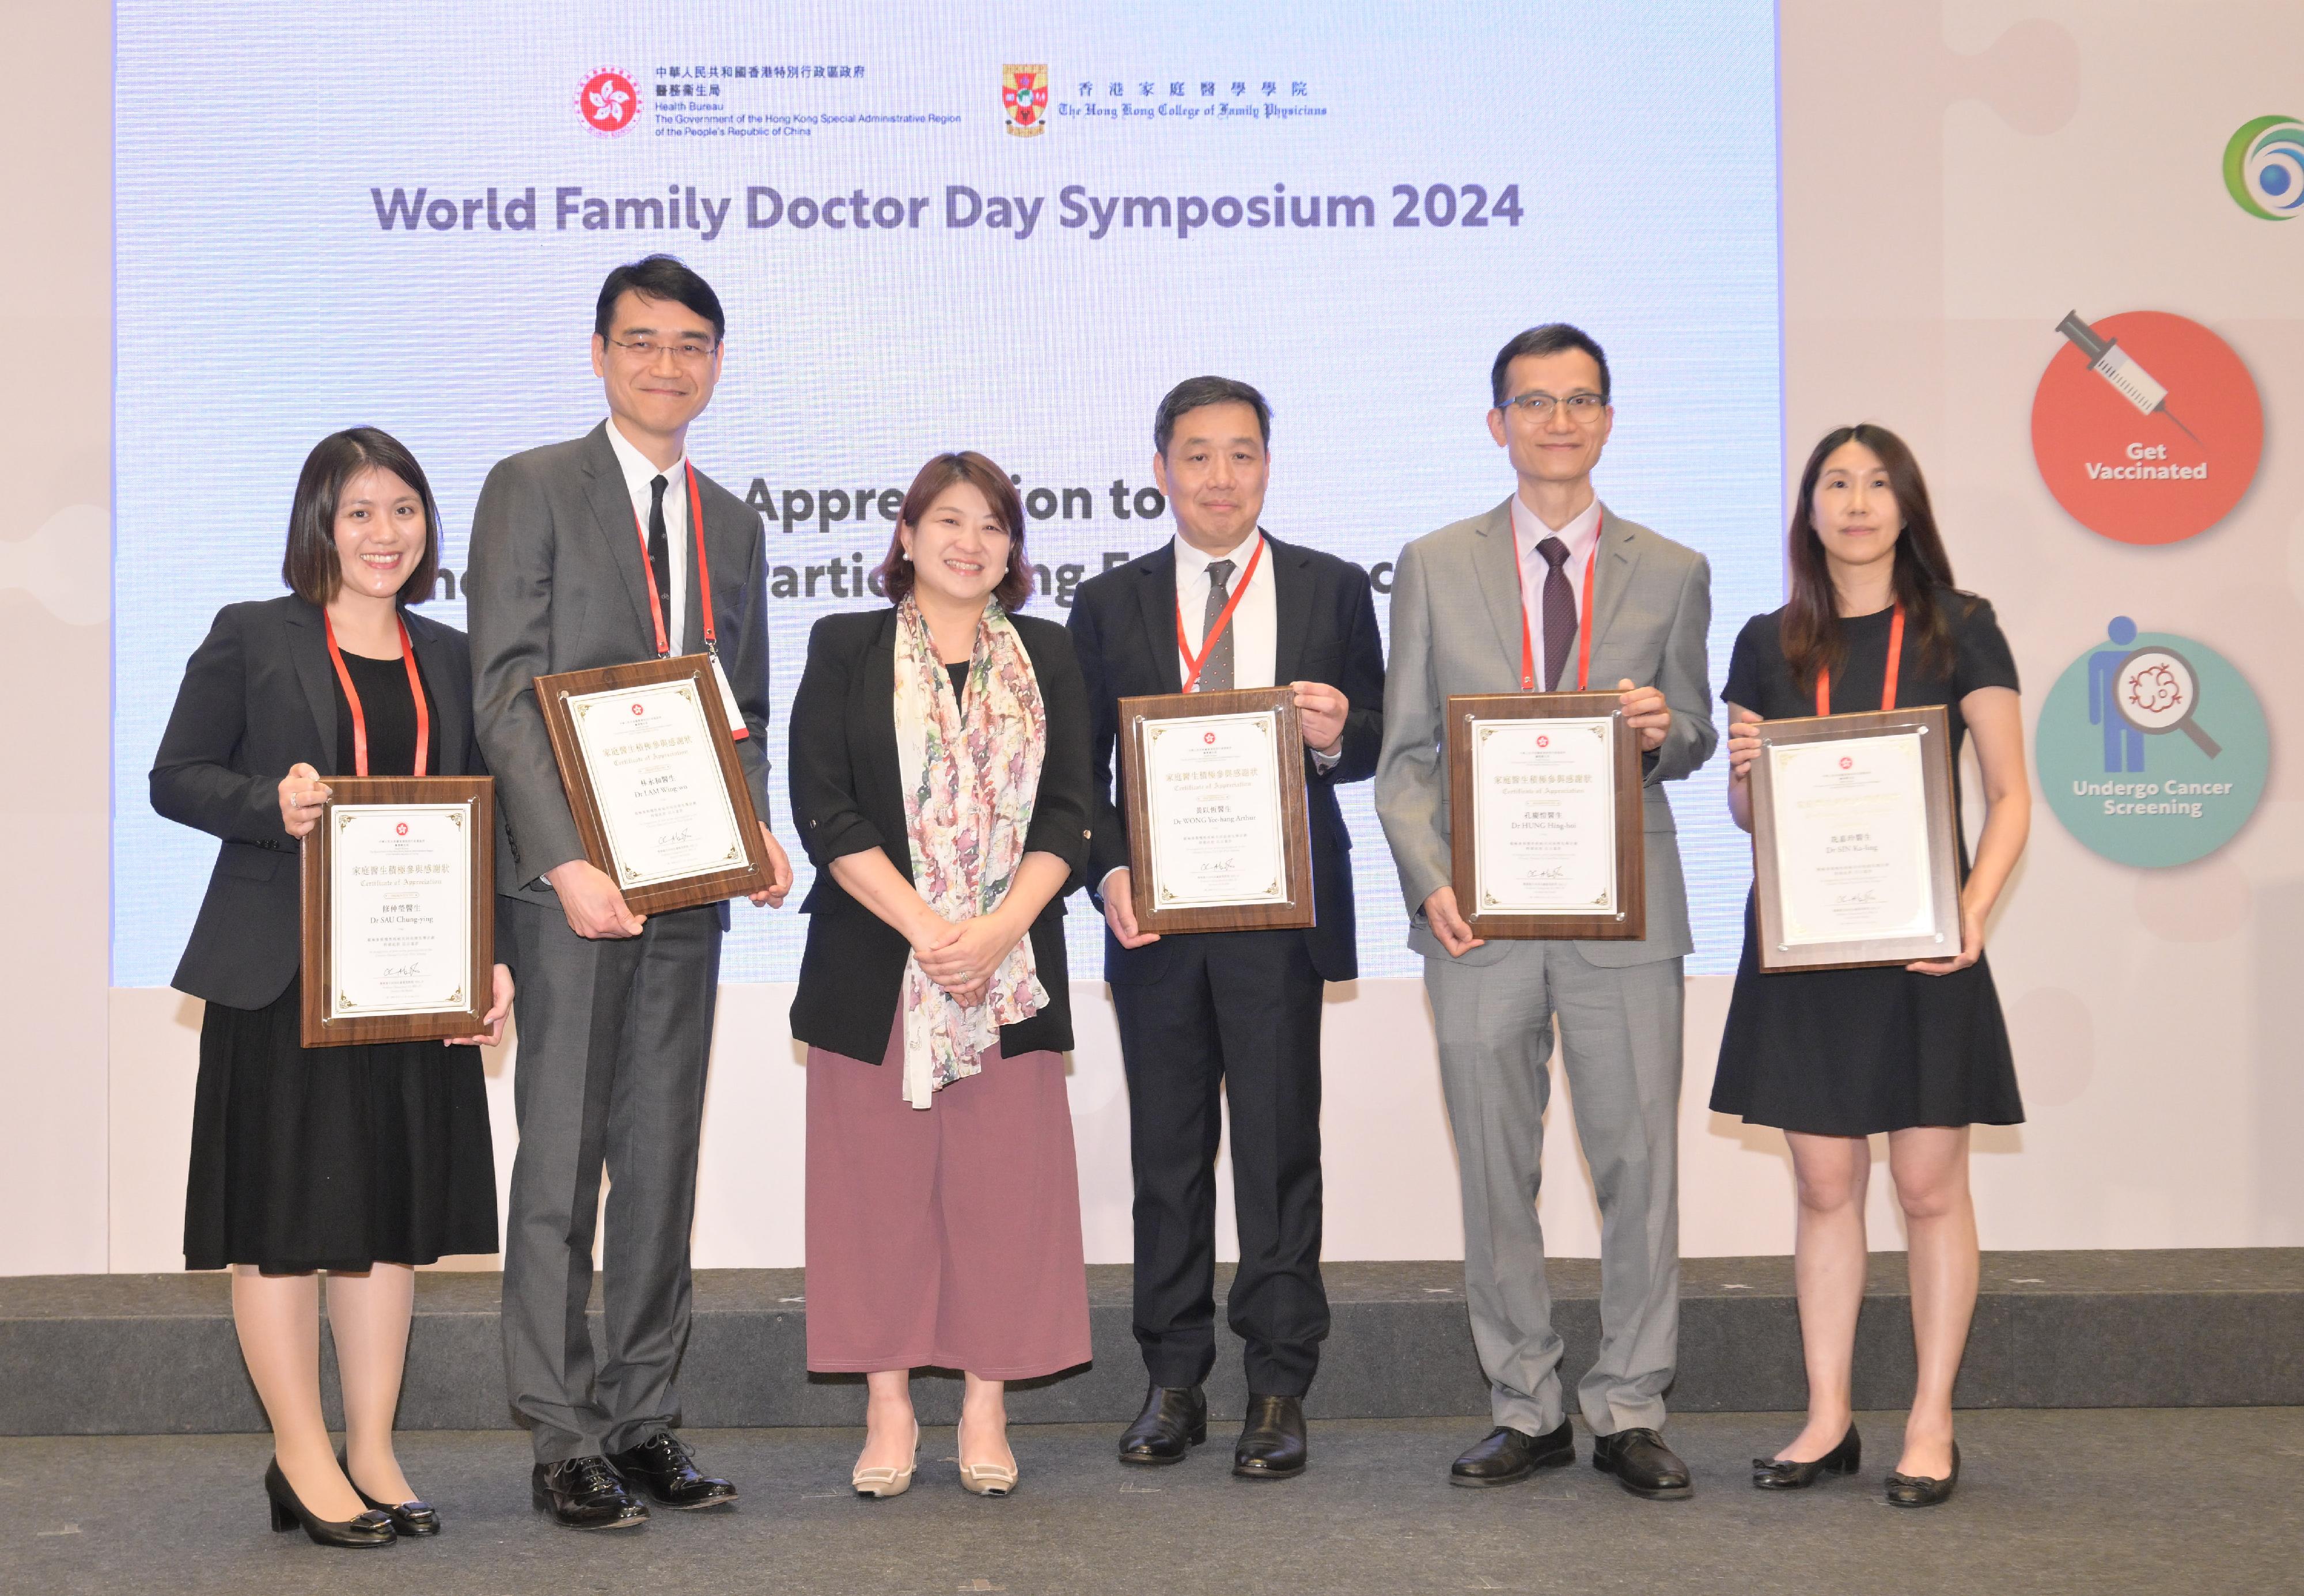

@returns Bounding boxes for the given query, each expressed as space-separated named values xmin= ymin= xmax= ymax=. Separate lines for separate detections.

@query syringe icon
xmin=2055 ymin=312 xmax=2200 ymax=444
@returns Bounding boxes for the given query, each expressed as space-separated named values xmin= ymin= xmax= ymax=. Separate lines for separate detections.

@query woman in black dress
xmin=151 ymin=428 xmax=511 ymax=1547
xmin=1712 ymin=424 xmax=2029 ymax=1507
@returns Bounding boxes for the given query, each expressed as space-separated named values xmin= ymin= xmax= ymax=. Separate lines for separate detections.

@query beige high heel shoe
xmin=956 ymin=1413 xmax=1018 ymax=1497
xmin=852 ymin=1420 xmax=919 ymax=1500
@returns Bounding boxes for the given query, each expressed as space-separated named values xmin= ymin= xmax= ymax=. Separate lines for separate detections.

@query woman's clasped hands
xmin=911 ymin=907 xmax=1027 ymax=1009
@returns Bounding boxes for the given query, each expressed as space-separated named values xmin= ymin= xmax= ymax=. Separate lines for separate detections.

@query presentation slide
xmin=112 ymin=1 xmax=1782 ymax=984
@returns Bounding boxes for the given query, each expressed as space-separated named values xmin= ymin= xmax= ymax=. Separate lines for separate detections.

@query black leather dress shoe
xmin=1449 ymin=1418 xmax=1576 ymax=1487
xmin=339 ymin=1449 xmax=441 ymax=1535
xmin=264 ymin=1458 xmax=396 ymax=1548
xmin=1752 ymin=1426 xmax=1860 ymax=1491
xmin=1591 ymin=1427 xmax=1693 ymax=1499
xmin=607 ymin=1431 xmax=739 ymax=1510
xmin=531 ymin=1457 xmax=649 ymax=1530
xmin=1233 ymin=1394 xmax=1308 ymax=1480
xmin=1885 ymin=1442 xmax=1960 ymax=1508
xmin=1118 ymin=1384 xmax=1207 ymax=1465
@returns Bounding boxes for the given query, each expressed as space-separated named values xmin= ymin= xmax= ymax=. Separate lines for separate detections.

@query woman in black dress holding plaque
xmin=151 ymin=428 xmax=511 ymax=1547
xmin=1711 ymin=424 xmax=2029 ymax=1508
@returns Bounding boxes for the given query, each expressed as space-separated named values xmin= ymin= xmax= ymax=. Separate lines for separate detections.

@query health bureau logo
xmin=2223 ymin=115 xmax=2304 ymax=219
xmin=1003 ymin=65 xmax=1048 ymax=137
xmin=578 ymin=67 xmax=642 ymax=137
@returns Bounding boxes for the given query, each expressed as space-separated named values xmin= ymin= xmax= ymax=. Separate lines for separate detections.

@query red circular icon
xmin=578 ymin=69 xmax=641 ymax=137
xmin=2030 ymin=311 xmax=2263 ymax=545
xmin=1536 ymin=734 xmax=1550 ymax=748
xmin=631 ymin=702 xmax=645 ymax=715
xmin=1203 ymin=731 xmax=1217 ymax=744
xmin=1839 ymin=756 xmax=1853 ymax=769
xmin=395 ymin=822 xmax=409 ymax=835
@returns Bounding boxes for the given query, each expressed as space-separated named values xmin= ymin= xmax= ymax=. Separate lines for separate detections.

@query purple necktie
xmin=1538 ymin=536 xmax=1576 ymax=691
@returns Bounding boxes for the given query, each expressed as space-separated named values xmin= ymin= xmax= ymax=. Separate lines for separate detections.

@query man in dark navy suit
xmin=1067 ymin=377 xmax=1384 ymax=1480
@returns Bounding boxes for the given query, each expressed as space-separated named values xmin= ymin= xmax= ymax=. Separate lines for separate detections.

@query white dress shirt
xmin=603 ymin=418 xmax=691 ymax=654
xmin=1173 ymin=530 xmax=1275 ymax=688
xmin=1510 ymin=493 xmax=1604 ymax=690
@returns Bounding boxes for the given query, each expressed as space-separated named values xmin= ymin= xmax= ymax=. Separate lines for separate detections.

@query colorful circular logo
xmin=578 ymin=69 xmax=641 ymax=137
xmin=2030 ymin=311 xmax=2263 ymax=545
xmin=2225 ymin=115 xmax=2304 ymax=219
xmin=2036 ymin=619 xmax=2268 ymax=867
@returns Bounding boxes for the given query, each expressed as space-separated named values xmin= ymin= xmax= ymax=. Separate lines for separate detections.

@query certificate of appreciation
xmin=1749 ymin=705 xmax=1961 ymax=972
xmin=566 ymin=679 xmax=746 ymax=890
xmin=328 ymin=804 xmax=473 ymax=1017
xmin=1470 ymin=717 xmax=1617 ymax=916
xmin=1119 ymin=687 xmax=1316 ymax=934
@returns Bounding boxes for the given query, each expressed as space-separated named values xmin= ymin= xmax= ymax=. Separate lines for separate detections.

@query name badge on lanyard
xmin=632 ymin=461 xmax=749 ymax=740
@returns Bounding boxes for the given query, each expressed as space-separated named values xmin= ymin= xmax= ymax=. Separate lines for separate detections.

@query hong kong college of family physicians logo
xmin=577 ymin=67 xmax=642 ymax=137
xmin=2224 ymin=115 xmax=2304 ymax=218
xmin=1003 ymin=65 xmax=1048 ymax=137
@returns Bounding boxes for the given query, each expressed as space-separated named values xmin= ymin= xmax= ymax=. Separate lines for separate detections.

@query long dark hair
xmin=1781 ymin=423 xmax=1958 ymax=692
xmin=875 ymin=452 xmax=1033 ymax=611
xmin=281 ymin=427 xmax=442 ymax=607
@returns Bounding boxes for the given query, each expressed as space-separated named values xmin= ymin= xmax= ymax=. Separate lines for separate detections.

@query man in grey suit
xmin=1375 ymin=324 xmax=1715 ymax=1498
xmin=467 ymin=255 xmax=793 ymax=1529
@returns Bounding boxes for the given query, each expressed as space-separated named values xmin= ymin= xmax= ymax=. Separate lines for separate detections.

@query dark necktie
xmin=647 ymin=474 xmax=673 ymax=650
xmin=1538 ymin=536 xmax=1577 ymax=691
xmin=1199 ymin=558 xmax=1236 ymax=691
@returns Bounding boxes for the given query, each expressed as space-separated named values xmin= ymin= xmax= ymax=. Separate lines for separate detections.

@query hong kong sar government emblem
xmin=1003 ymin=65 xmax=1048 ymax=136
xmin=577 ymin=67 xmax=642 ymax=137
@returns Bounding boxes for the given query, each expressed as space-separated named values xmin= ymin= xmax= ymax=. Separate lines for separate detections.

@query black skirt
xmin=183 ymin=975 xmax=499 ymax=1272
xmin=1708 ymin=890 xmax=2025 ymax=1136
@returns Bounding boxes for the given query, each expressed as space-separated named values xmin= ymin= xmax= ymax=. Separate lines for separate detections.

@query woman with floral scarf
xmin=787 ymin=452 xmax=1094 ymax=1499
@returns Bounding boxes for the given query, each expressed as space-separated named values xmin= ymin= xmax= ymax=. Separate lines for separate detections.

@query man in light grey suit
xmin=468 ymin=255 xmax=793 ymax=1530
xmin=1376 ymin=324 xmax=1715 ymax=1498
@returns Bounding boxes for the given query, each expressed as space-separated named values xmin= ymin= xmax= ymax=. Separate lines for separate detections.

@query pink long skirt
xmin=804 ymin=1019 xmax=1092 ymax=1379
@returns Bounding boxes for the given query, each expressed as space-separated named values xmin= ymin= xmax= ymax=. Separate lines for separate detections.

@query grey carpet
xmin=1 ymin=1409 xmax=2295 ymax=1595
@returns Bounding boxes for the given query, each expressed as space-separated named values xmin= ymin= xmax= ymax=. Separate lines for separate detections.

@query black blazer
xmin=786 ymin=608 xmax=1094 ymax=1063
xmin=1066 ymin=532 xmax=1385 ymax=985
xmin=150 ymin=596 xmax=499 ymax=1010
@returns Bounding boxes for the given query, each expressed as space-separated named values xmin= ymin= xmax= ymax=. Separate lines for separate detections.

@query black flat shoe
xmin=1885 ymin=1442 xmax=1960 ymax=1508
xmin=607 ymin=1431 xmax=739 ymax=1510
xmin=1592 ymin=1427 xmax=1693 ymax=1499
xmin=1118 ymin=1384 xmax=1207 ymax=1465
xmin=339 ymin=1449 xmax=441 ymax=1535
xmin=1233 ymin=1394 xmax=1308 ymax=1480
xmin=531 ymin=1457 xmax=649 ymax=1530
xmin=1449 ymin=1419 xmax=1576 ymax=1487
xmin=264 ymin=1459 xmax=396 ymax=1548
xmin=1752 ymin=1426 xmax=1860 ymax=1490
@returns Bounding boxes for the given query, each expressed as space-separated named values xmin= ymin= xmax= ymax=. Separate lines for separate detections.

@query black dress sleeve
xmin=1950 ymin=594 xmax=2021 ymax=697
xmin=1722 ymin=613 xmax=1775 ymax=713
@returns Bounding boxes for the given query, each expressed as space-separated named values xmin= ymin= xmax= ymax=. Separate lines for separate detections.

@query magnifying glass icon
xmin=2114 ymin=645 xmax=2220 ymax=757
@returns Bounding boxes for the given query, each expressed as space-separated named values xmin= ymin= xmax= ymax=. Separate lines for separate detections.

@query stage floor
xmin=2 ymin=1408 xmax=2293 ymax=1595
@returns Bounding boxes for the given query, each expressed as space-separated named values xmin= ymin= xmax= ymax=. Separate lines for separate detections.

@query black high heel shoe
xmin=339 ymin=1448 xmax=442 ymax=1536
xmin=1885 ymin=1441 xmax=1961 ymax=1508
xmin=264 ymin=1458 xmax=396 ymax=1548
xmin=1752 ymin=1425 xmax=1860 ymax=1489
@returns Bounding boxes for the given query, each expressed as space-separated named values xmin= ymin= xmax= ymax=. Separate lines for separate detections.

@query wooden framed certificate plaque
xmin=300 ymin=776 xmax=494 ymax=1048
xmin=535 ymin=654 xmax=772 ymax=916
xmin=1446 ymin=692 xmax=1645 ymax=941
xmin=1119 ymin=686 xmax=1316 ymax=935
xmin=1749 ymin=704 xmax=1961 ymax=973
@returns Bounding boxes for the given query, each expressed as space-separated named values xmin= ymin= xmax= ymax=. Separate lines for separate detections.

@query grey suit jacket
xmin=465 ymin=420 xmax=773 ymax=896
xmin=1374 ymin=499 xmax=1715 ymax=968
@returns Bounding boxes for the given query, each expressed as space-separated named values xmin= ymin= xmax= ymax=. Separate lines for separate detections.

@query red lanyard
xmin=631 ymin=460 xmax=717 ymax=659
xmin=1176 ymin=534 xmax=1267 ymax=693
xmin=1518 ymin=537 xmax=1600 ymax=692
xmin=1815 ymin=602 xmax=1905 ymax=714
xmin=323 ymin=612 xmax=429 ymax=777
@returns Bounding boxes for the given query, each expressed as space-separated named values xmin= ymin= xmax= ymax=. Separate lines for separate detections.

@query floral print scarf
xmin=892 ymin=596 xmax=1049 ymax=1108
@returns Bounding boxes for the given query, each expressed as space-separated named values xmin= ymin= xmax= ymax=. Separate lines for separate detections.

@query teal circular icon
xmin=2037 ymin=621 xmax=2268 ymax=867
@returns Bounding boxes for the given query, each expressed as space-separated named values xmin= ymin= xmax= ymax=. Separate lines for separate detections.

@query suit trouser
xmin=1110 ymin=930 xmax=1329 ymax=1396
xmin=501 ymin=894 xmax=721 ymax=1464
xmin=1424 ymin=942 xmax=1683 ymax=1436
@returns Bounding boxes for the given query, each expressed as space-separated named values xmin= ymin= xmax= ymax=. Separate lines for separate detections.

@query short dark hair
xmin=594 ymin=254 xmax=726 ymax=345
xmin=281 ymin=427 xmax=443 ymax=608
xmin=1490 ymin=323 xmax=1611 ymax=408
xmin=876 ymin=452 xmax=1034 ymax=612
xmin=1154 ymin=376 xmax=1272 ymax=457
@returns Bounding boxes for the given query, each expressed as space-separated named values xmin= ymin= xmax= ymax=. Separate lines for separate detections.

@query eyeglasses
xmin=608 ymin=336 xmax=718 ymax=363
xmin=1499 ymin=391 xmax=1608 ymax=421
